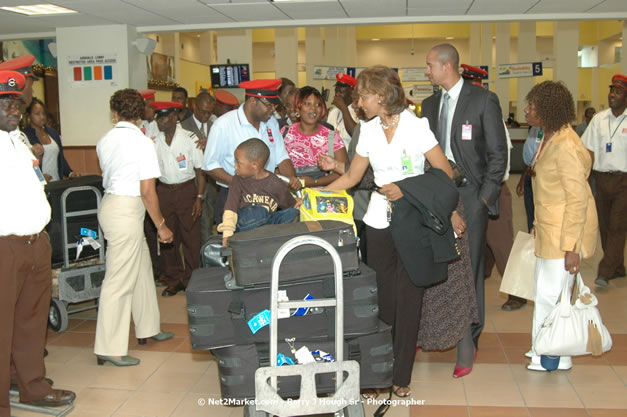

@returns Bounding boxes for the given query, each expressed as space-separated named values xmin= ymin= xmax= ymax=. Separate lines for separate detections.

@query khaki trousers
xmin=94 ymin=194 xmax=160 ymax=356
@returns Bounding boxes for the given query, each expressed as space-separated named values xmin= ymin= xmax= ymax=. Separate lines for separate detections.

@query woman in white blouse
xmin=94 ymin=89 xmax=174 ymax=367
xmin=327 ymin=66 xmax=454 ymax=398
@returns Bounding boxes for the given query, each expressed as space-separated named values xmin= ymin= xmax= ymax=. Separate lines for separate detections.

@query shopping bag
xmin=499 ymin=231 xmax=535 ymax=301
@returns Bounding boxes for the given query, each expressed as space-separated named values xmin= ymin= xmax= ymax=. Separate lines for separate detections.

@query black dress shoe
xmin=161 ymin=284 xmax=184 ymax=297
xmin=44 ymin=348 xmax=48 ymax=357
xmin=10 ymin=377 xmax=53 ymax=392
xmin=501 ymin=296 xmax=527 ymax=311
xmin=20 ymin=389 xmax=76 ymax=407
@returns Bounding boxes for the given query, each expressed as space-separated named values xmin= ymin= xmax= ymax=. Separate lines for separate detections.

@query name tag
xmin=32 ymin=160 xmax=46 ymax=184
xmin=606 ymin=143 xmax=612 ymax=153
xmin=400 ymin=152 xmax=414 ymax=175
xmin=462 ymin=124 xmax=472 ymax=140
xmin=622 ymin=127 xmax=627 ymax=134
xmin=267 ymin=128 xmax=274 ymax=143
xmin=176 ymin=154 xmax=187 ymax=170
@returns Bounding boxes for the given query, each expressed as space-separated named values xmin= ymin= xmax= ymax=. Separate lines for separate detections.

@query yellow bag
xmin=299 ymin=188 xmax=356 ymax=233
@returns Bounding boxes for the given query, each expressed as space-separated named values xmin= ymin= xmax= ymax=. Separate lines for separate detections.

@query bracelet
xmin=197 ymin=194 xmax=204 ymax=200
xmin=157 ymin=218 xmax=166 ymax=229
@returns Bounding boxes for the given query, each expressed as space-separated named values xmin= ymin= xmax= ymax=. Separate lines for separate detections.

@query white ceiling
xmin=0 ymin=0 xmax=626 ymax=40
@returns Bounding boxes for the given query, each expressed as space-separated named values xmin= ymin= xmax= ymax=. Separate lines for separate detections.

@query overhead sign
xmin=402 ymin=67 xmax=428 ymax=82
xmin=405 ymin=85 xmax=436 ymax=101
xmin=498 ymin=62 xmax=543 ymax=79
xmin=313 ymin=66 xmax=392 ymax=81
xmin=68 ymin=54 xmax=117 ymax=87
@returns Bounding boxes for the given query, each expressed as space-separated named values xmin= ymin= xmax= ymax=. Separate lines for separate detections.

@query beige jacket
xmin=532 ymin=126 xmax=598 ymax=259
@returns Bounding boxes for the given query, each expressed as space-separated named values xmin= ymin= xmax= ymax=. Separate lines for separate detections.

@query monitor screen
xmin=210 ymin=64 xmax=250 ymax=88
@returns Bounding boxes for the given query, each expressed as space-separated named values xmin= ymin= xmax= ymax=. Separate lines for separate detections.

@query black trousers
xmin=366 ymin=226 xmax=424 ymax=387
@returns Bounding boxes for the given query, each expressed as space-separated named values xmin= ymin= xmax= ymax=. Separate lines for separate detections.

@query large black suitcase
xmin=44 ymin=176 xmax=104 ymax=267
xmin=223 ymin=220 xmax=359 ymax=287
xmin=186 ymin=265 xmax=379 ymax=350
xmin=211 ymin=321 xmax=393 ymax=401
xmin=200 ymin=234 xmax=228 ymax=268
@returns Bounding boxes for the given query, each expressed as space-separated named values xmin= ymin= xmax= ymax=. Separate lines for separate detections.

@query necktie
xmin=201 ymin=123 xmax=207 ymax=138
xmin=438 ymin=93 xmax=450 ymax=151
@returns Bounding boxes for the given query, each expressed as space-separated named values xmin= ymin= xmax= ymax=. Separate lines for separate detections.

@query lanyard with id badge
xmin=32 ymin=159 xmax=46 ymax=184
xmin=176 ymin=154 xmax=187 ymax=170
xmin=607 ymin=116 xmax=625 ymax=153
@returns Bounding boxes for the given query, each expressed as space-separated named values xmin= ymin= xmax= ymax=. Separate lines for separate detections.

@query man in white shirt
xmin=151 ymin=101 xmax=206 ymax=296
xmin=0 ymin=71 xmax=76 ymax=415
xmin=202 ymin=79 xmax=300 ymax=224
xmin=327 ymin=72 xmax=358 ymax=148
xmin=581 ymin=74 xmax=627 ymax=287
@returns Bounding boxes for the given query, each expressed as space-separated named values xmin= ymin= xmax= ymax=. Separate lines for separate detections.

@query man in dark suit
xmin=421 ymin=44 xmax=507 ymax=347
xmin=181 ymin=92 xmax=217 ymax=244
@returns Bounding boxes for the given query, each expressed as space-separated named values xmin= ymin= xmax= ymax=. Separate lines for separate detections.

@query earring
xmin=295 ymin=112 xmax=300 ymax=118
xmin=378 ymin=100 xmax=382 ymax=104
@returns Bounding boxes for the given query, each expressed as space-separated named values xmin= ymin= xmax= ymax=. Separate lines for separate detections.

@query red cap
xmin=215 ymin=89 xmax=239 ymax=107
xmin=139 ymin=89 xmax=156 ymax=100
xmin=461 ymin=64 xmax=488 ymax=78
xmin=240 ymin=79 xmax=282 ymax=105
xmin=335 ymin=73 xmax=357 ymax=88
xmin=0 ymin=55 xmax=38 ymax=80
xmin=610 ymin=73 xmax=627 ymax=91
xmin=0 ymin=71 xmax=25 ymax=96
xmin=149 ymin=101 xmax=183 ymax=118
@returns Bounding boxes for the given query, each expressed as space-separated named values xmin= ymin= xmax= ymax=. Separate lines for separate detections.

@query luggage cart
xmin=48 ymin=185 xmax=106 ymax=332
xmin=249 ymin=235 xmax=364 ymax=417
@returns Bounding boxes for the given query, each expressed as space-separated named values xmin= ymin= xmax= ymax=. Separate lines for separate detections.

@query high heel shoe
xmin=96 ymin=355 xmax=140 ymax=366
xmin=453 ymin=348 xmax=477 ymax=378
xmin=137 ymin=331 xmax=174 ymax=345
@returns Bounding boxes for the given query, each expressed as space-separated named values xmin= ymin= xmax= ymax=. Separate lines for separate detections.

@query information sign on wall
xmin=498 ymin=62 xmax=543 ymax=79
xmin=68 ymin=54 xmax=117 ymax=87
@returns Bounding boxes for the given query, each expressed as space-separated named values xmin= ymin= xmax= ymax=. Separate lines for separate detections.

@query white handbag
xmin=534 ymin=274 xmax=612 ymax=357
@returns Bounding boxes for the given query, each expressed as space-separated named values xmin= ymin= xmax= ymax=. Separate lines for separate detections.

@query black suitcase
xmin=200 ymin=235 xmax=228 ymax=268
xmin=211 ymin=321 xmax=393 ymax=401
xmin=186 ymin=265 xmax=379 ymax=350
xmin=44 ymin=176 xmax=104 ymax=267
xmin=223 ymin=220 xmax=359 ymax=287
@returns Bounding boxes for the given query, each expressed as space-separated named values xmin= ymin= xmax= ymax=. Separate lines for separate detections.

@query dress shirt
xmin=438 ymin=77 xmax=464 ymax=162
xmin=154 ymin=125 xmax=203 ymax=185
xmin=502 ymin=121 xmax=513 ymax=182
xmin=202 ymin=104 xmax=290 ymax=188
xmin=0 ymin=130 xmax=51 ymax=236
xmin=142 ymin=120 xmax=159 ymax=141
xmin=523 ymin=126 xmax=543 ymax=166
xmin=97 ymin=121 xmax=161 ymax=197
xmin=193 ymin=115 xmax=209 ymax=138
xmin=581 ymin=107 xmax=627 ymax=173
xmin=327 ymin=104 xmax=358 ymax=149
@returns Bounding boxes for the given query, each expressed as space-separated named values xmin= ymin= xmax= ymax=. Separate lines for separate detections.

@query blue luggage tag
xmin=80 ymin=228 xmax=98 ymax=239
xmin=277 ymin=353 xmax=295 ymax=366
xmin=292 ymin=294 xmax=315 ymax=317
xmin=248 ymin=309 xmax=271 ymax=334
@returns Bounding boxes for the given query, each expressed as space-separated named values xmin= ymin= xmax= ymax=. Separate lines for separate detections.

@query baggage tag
xmin=292 ymin=294 xmax=315 ymax=316
xmin=462 ymin=124 xmax=472 ymax=140
xmin=80 ymin=228 xmax=98 ymax=239
xmin=83 ymin=236 xmax=101 ymax=250
xmin=176 ymin=154 xmax=187 ymax=170
xmin=32 ymin=160 xmax=46 ymax=184
xmin=277 ymin=353 xmax=295 ymax=366
xmin=278 ymin=290 xmax=290 ymax=319
xmin=606 ymin=143 xmax=612 ymax=153
xmin=312 ymin=349 xmax=335 ymax=362
xmin=294 ymin=346 xmax=316 ymax=364
xmin=400 ymin=150 xmax=414 ymax=175
xmin=247 ymin=309 xmax=271 ymax=334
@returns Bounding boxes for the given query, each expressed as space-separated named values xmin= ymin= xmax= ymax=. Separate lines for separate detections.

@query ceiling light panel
xmin=0 ymin=3 xmax=78 ymax=15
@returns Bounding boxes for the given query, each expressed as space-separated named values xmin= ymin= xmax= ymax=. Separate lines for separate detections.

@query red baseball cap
xmin=215 ymin=89 xmax=239 ymax=107
xmin=335 ymin=73 xmax=357 ymax=88
xmin=139 ymin=89 xmax=156 ymax=100
xmin=610 ymin=74 xmax=627 ymax=91
xmin=240 ymin=79 xmax=282 ymax=105
xmin=0 ymin=71 xmax=25 ymax=96
xmin=149 ymin=101 xmax=183 ymax=118
xmin=0 ymin=55 xmax=38 ymax=81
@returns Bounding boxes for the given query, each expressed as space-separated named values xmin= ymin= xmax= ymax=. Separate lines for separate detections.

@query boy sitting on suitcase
xmin=218 ymin=138 xmax=300 ymax=245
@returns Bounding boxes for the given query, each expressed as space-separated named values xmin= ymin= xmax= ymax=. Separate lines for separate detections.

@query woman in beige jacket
xmin=524 ymin=81 xmax=599 ymax=372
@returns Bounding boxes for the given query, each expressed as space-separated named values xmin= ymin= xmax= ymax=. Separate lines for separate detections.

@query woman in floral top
xmin=281 ymin=86 xmax=349 ymax=187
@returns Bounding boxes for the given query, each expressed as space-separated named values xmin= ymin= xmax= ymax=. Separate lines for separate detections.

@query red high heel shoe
xmin=453 ymin=348 xmax=477 ymax=378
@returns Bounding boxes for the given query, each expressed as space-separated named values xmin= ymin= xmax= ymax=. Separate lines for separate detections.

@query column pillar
xmin=481 ymin=23 xmax=493 ymax=90
xmin=517 ymin=22 xmax=537 ymax=121
xmin=553 ymin=21 xmax=579 ymax=103
xmin=199 ymin=31 xmax=216 ymax=66
xmin=305 ymin=27 xmax=323 ymax=91
xmin=275 ymin=28 xmax=299 ymax=83
xmin=217 ymin=29 xmax=253 ymax=73
xmin=622 ymin=20 xmax=627 ymax=74
xmin=470 ymin=23 xmax=481 ymax=66
xmin=56 ymin=25 xmax=147 ymax=146
xmin=495 ymin=22 xmax=510 ymax=118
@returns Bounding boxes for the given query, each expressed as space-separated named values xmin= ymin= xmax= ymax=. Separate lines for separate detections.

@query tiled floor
xmin=10 ymin=175 xmax=627 ymax=417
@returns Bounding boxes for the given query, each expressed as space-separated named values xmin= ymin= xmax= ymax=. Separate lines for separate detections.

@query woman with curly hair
xmin=525 ymin=81 xmax=598 ymax=372
xmin=94 ymin=89 xmax=175 ymax=367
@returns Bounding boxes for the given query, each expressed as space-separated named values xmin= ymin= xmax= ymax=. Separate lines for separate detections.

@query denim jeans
xmin=236 ymin=205 xmax=299 ymax=232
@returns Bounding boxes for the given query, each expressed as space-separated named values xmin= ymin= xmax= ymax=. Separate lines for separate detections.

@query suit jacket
xmin=422 ymin=80 xmax=507 ymax=216
xmin=532 ymin=126 xmax=598 ymax=259
xmin=181 ymin=116 xmax=212 ymax=141
xmin=390 ymin=168 xmax=460 ymax=287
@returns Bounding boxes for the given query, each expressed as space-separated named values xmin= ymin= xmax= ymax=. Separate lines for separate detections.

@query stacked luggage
xmin=186 ymin=220 xmax=393 ymax=401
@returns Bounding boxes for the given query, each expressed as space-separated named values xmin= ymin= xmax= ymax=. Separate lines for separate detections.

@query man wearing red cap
xmin=0 ymin=71 xmax=75 ymax=415
xmin=151 ymin=101 xmax=205 ymax=296
xmin=327 ymin=72 xmax=358 ymax=148
xmin=202 ymin=79 xmax=299 ymax=225
xmin=213 ymin=89 xmax=239 ymax=119
xmin=581 ymin=74 xmax=627 ymax=288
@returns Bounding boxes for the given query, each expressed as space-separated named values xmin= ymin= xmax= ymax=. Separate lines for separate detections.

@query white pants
xmin=94 ymin=194 xmax=161 ymax=356
xmin=531 ymin=256 xmax=575 ymax=363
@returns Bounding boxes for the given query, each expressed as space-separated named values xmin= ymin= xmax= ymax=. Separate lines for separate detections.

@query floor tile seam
xmin=567 ymin=371 xmax=593 ymax=414
xmin=167 ymin=391 xmax=189 ymax=417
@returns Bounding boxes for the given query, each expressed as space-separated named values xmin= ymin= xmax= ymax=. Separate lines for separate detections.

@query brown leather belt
xmin=158 ymin=178 xmax=195 ymax=190
xmin=0 ymin=233 xmax=42 ymax=244
xmin=595 ymin=170 xmax=626 ymax=176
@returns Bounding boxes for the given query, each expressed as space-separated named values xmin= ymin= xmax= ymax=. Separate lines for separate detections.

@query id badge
xmin=32 ymin=160 xmax=46 ymax=184
xmin=176 ymin=154 xmax=187 ymax=169
xmin=267 ymin=128 xmax=274 ymax=143
xmin=536 ymin=130 xmax=544 ymax=142
xmin=462 ymin=124 xmax=472 ymax=140
xmin=606 ymin=142 xmax=612 ymax=153
xmin=400 ymin=152 xmax=414 ymax=174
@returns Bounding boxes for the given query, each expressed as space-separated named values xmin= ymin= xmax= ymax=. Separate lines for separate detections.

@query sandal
xmin=361 ymin=389 xmax=379 ymax=400
xmin=392 ymin=385 xmax=411 ymax=398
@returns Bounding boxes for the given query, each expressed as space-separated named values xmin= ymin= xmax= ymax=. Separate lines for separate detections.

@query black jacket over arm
xmin=390 ymin=168 xmax=460 ymax=288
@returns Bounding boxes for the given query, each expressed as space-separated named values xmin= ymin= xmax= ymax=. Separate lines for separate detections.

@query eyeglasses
xmin=257 ymin=98 xmax=277 ymax=111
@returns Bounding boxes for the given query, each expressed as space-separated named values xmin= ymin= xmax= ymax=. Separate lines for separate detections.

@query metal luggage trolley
xmin=248 ymin=235 xmax=364 ymax=417
xmin=48 ymin=185 xmax=106 ymax=333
